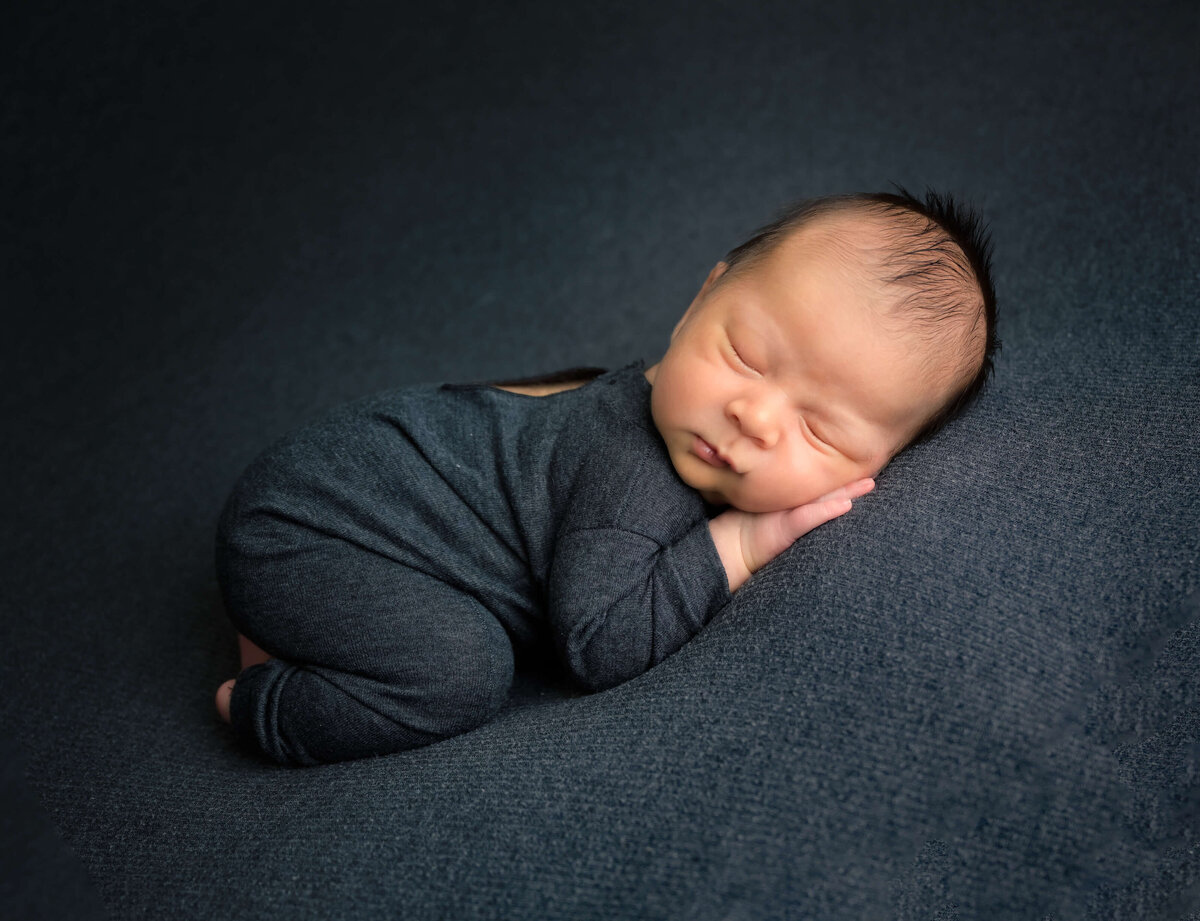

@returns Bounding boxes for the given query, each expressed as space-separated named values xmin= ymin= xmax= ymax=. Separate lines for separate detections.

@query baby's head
xmin=646 ymin=189 xmax=998 ymax=513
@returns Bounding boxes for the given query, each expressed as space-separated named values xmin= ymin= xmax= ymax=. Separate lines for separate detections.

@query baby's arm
xmin=708 ymin=478 xmax=875 ymax=591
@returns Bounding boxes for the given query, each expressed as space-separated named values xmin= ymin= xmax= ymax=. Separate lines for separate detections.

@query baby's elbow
xmin=562 ymin=627 xmax=650 ymax=694
xmin=568 ymin=657 xmax=621 ymax=693
xmin=550 ymin=571 xmax=657 ymax=692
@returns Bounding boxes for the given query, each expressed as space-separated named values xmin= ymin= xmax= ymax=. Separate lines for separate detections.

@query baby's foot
xmin=217 ymin=636 xmax=271 ymax=724
xmin=215 ymin=679 xmax=235 ymax=724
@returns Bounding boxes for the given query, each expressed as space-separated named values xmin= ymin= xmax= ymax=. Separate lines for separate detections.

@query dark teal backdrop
xmin=3 ymin=1 xmax=1198 ymax=918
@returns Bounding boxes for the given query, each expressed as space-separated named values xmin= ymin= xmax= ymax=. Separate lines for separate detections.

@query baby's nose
xmin=728 ymin=393 xmax=782 ymax=447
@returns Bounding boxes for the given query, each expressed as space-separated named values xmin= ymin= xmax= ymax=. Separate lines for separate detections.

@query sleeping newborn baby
xmin=214 ymin=189 xmax=998 ymax=765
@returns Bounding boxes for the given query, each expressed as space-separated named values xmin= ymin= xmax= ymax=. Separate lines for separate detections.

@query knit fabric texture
xmin=2 ymin=0 xmax=1197 ymax=917
xmin=217 ymin=363 xmax=728 ymax=764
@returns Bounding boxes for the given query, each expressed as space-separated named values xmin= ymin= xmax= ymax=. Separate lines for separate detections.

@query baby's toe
xmin=215 ymin=679 xmax=236 ymax=724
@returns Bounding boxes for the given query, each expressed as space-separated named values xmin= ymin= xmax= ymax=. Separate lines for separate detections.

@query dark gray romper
xmin=216 ymin=362 xmax=731 ymax=765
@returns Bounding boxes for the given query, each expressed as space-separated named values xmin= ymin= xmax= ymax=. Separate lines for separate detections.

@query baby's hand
xmin=708 ymin=478 xmax=875 ymax=591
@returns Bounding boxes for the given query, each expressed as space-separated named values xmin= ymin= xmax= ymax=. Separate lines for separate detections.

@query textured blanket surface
xmin=3 ymin=1 xmax=1197 ymax=918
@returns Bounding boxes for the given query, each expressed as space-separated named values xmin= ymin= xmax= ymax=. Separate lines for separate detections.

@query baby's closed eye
xmin=726 ymin=336 xmax=764 ymax=376
xmin=800 ymin=417 xmax=833 ymax=449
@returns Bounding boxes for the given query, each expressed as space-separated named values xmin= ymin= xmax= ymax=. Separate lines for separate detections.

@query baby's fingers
xmin=814 ymin=477 xmax=875 ymax=504
xmin=782 ymin=495 xmax=853 ymax=540
xmin=782 ymin=478 xmax=875 ymax=540
xmin=729 ymin=479 xmax=877 ymax=582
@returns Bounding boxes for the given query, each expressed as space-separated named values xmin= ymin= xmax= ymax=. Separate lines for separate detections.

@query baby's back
xmin=216 ymin=364 xmax=649 ymax=646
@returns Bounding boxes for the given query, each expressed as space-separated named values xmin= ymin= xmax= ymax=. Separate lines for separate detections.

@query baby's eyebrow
xmin=728 ymin=313 xmax=766 ymax=341
xmin=737 ymin=315 xmax=786 ymax=368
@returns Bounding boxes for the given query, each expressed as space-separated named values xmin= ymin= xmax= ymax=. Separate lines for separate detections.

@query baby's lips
xmin=693 ymin=435 xmax=731 ymax=469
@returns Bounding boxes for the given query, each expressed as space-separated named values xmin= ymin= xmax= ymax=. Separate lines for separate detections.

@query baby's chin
xmin=671 ymin=455 xmax=815 ymax=513
xmin=690 ymin=476 xmax=809 ymax=514
xmin=698 ymin=487 xmax=803 ymax=515
xmin=699 ymin=487 xmax=730 ymax=508
xmin=719 ymin=489 xmax=826 ymax=515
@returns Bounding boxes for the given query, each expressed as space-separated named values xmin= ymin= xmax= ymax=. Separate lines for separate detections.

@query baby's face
xmin=646 ymin=220 xmax=954 ymax=513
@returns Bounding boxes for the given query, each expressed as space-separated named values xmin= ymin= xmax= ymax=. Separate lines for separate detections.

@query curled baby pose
xmin=214 ymin=188 xmax=998 ymax=765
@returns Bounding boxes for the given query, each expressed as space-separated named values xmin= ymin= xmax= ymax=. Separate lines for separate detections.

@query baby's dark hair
xmin=722 ymin=187 xmax=999 ymax=450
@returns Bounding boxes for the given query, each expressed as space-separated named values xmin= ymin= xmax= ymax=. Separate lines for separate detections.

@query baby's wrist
xmin=708 ymin=512 xmax=753 ymax=592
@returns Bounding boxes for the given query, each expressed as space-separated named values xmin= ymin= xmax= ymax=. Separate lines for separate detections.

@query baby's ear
xmin=703 ymin=261 xmax=729 ymax=291
xmin=683 ymin=261 xmax=728 ymax=313
xmin=673 ymin=261 xmax=730 ymax=337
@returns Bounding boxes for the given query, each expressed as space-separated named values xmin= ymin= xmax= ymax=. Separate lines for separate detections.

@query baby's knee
xmin=420 ymin=617 xmax=515 ymax=737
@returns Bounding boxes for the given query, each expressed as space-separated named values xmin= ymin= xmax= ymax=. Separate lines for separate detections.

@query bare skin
xmin=492 ymin=380 xmax=591 ymax=397
xmin=646 ymin=214 xmax=972 ymax=590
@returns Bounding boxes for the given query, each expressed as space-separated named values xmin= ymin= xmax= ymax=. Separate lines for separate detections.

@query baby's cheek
xmin=784 ymin=468 xmax=845 ymax=510
xmin=759 ymin=459 xmax=824 ymax=509
xmin=735 ymin=477 xmax=810 ymax=514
